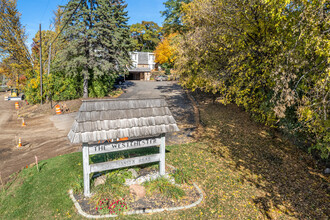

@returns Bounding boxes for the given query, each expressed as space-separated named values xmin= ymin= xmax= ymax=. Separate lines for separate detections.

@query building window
xmin=131 ymin=53 xmax=137 ymax=61
xmin=149 ymin=54 xmax=154 ymax=62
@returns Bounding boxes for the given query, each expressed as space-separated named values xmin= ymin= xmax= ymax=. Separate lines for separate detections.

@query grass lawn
xmin=1 ymin=102 xmax=329 ymax=219
xmin=0 ymin=153 xmax=82 ymax=219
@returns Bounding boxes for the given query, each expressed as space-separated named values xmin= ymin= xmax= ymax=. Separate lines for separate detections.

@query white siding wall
xmin=129 ymin=52 xmax=155 ymax=70
xmin=148 ymin=53 xmax=155 ymax=70
xmin=130 ymin=52 xmax=138 ymax=67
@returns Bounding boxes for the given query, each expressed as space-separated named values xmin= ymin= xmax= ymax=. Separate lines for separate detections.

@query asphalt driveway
xmin=119 ymin=80 xmax=196 ymax=145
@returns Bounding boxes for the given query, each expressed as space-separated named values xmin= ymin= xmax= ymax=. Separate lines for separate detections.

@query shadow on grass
xmin=38 ymin=162 xmax=47 ymax=172
xmin=198 ymin=102 xmax=329 ymax=219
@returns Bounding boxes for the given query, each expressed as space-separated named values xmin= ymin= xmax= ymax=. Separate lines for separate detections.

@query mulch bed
xmin=72 ymin=166 xmax=201 ymax=216
xmin=73 ymin=184 xmax=200 ymax=215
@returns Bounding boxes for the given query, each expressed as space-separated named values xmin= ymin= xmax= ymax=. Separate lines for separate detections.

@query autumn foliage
xmin=154 ymin=33 xmax=177 ymax=65
xmin=0 ymin=0 xmax=33 ymax=88
xmin=175 ymin=0 xmax=329 ymax=159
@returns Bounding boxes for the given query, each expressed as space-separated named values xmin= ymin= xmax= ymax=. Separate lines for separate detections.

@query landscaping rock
xmin=128 ymin=168 xmax=138 ymax=178
xmin=94 ymin=175 xmax=107 ymax=187
xmin=129 ymin=184 xmax=146 ymax=199
xmin=125 ymin=172 xmax=176 ymax=186
xmin=324 ymin=168 xmax=330 ymax=174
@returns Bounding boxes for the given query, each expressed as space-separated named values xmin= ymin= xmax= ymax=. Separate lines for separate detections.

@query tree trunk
xmin=83 ymin=69 xmax=88 ymax=98
xmin=83 ymin=33 xmax=89 ymax=98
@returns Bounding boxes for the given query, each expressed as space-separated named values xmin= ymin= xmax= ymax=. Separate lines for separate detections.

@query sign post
xmin=159 ymin=134 xmax=166 ymax=175
xmin=82 ymin=143 xmax=90 ymax=197
xmin=82 ymin=135 xmax=166 ymax=197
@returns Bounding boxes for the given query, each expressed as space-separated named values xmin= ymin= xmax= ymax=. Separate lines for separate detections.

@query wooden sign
xmin=82 ymin=135 xmax=166 ymax=197
xmin=89 ymin=137 xmax=161 ymax=155
xmin=90 ymin=154 xmax=161 ymax=173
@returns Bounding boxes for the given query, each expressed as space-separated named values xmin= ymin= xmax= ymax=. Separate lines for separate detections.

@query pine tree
xmin=55 ymin=0 xmax=132 ymax=98
xmin=161 ymin=0 xmax=191 ymax=35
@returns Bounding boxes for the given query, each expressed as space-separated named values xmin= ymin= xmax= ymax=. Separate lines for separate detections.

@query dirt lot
xmin=0 ymin=81 xmax=196 ymax=184
xmin=0 ymin=93 xmax=81 ymax=184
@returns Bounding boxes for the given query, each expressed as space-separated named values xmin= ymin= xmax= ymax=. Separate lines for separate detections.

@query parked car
xmin=155 ymin=75 xmax=168 ymax=81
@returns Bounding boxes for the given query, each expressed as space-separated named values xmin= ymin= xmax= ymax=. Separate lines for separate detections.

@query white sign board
xmin=82 ymin=135 xmax=166 ymax=197
xmin=90 ymin=154 xmax=161 ymax=173
xmin=89 ymin=138 xmax=161 ymax=155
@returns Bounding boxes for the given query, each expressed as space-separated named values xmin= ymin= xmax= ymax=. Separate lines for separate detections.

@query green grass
xmin=143 ymin=177 xmax=185 ymax=200
xmin=171 ymin=168 xmax=192 ymax=185
xmin=0 ymin=144 xmax=262 ymax=219
xmin=91 ymin=169 xmax=131 ymax=204
xmin=0 ymin=152 xmax=82 ymax=219
xmin=0 ymin=102 xmax=328 ymax=219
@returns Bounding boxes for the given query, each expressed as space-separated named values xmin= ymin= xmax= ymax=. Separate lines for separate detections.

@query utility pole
xmin=47 ymin=44 xmax=51 ymax=104
xmin=39 ymin=24 xmax=43 ymax=105
xmin=47 ymin=44 xmax=51 ymax=75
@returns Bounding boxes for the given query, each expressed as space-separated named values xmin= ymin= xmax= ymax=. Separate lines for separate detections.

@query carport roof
xmin=68 ymin=98 xmax=179 ymax=144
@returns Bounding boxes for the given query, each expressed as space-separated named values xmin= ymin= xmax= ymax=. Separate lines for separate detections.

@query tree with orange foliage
xmin=154 ymin=33 xmax=178 ymax=72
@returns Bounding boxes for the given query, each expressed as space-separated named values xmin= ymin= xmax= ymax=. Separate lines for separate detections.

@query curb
xmin=69 ymin=182 xmax=203 ymax=218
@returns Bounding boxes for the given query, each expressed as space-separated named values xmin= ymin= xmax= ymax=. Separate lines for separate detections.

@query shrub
xmin=143 ymin=177 xmax=185 ymax=200
xmin=171 ymin=169 xmax=192 ymax=185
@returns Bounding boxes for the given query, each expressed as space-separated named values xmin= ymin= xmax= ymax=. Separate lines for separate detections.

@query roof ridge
xmin=79 ymin=106 xmax=169 ymax=112
xmin=82 ymin=98 xmax=165 ymax=102
xmin=76 ymin=114 xmax=174 ymax=123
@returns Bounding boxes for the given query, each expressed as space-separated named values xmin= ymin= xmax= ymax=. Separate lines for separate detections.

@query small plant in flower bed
xmin=92 ymin=169 xmax=130 ymax=202
xmin=108 ymin=198 xmax=129 ymax=215
xmin=95 ymin=198 xmax=110 ymax=215
xmin=171 ymin=168 xmax=192 ymax=185
xmin=143 ymin=177 xmax=186 ymax=200
xmin=95 ymin=198 xmax=129 ymax=215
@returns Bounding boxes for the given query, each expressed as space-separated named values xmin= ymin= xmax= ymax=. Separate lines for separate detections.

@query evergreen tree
xmin=55 ymin=0 xmax=132 ymax=98
xmin=161 ymin=0 xmax=191 ymax=35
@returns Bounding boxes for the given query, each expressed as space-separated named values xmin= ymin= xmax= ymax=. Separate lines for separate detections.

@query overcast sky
xmin=17 ymin=0 xmax=166 ymax=49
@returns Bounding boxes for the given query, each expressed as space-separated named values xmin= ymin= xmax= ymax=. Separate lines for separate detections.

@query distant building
xmin=128 ymin=52 xmax=156 ymax=80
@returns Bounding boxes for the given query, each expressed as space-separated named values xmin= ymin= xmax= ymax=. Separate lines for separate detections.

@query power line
xmin=40 ymin=0 xmax=51 ymax=22
xmin=43 ymin=0 xmax=83 ymax=74
xmin=47 ymin=1 xmax=67 ymax=32
xmin=50 ymin=0 xmax=84 ymax=46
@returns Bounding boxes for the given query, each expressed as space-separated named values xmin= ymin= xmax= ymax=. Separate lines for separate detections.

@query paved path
xmin=50 ymin=112 xmax=78 ymax=133
xmin=120 ymin=81 xmax=196 ymax=145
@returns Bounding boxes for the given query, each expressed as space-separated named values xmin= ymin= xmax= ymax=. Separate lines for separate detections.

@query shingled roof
xmin=68 ymin=98 xmax=179 ymax=144
xmin=137 ymin=52 xmax=149 ymax=64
